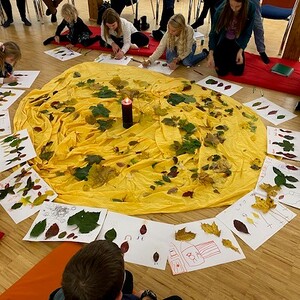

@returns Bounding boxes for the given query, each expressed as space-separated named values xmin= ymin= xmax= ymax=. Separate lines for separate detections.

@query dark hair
xmin=216 ymin=0 xmax=249 ymax=37
xmin=102 ymin=8 xmax=122 ymax=40
xmin=62 ymin=240 xmax=125 ymax=300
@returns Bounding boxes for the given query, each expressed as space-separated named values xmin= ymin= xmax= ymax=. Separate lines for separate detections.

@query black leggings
xmin=44 ymin=35 xmax=99 ymax=47
xmin=0 ymin=0 xmax=26 ymax=19
xmin=214 ymin=38 xmax=245 ymax=76
xmin=101 ymin=32 xmax=149 ymax=49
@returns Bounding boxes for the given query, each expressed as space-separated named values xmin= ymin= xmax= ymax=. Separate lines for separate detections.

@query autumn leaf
xmin=105 ymin=228 xmax=117 ymax=242
xmin=67 ymin=210 xmax=100 ymax=233
xmin=175 ymin=227 xmax=196 ymax=241
xmin=206 ymin=79 xmax=218 ymax=85
xmin=153 ymin=251 xmax=159 ymax=262
xmin=45 ymin=223 xmax=59 ymax=239
xmin=201 ymin=221 xmax=221 ymax=237
xmin=89 ymin=103 xmax=110 ymax=117
xmin=58 ymin=231 xmax=67 ymax=239
xmin=251 ymin=195 xmax=276 ymax=213
xmin=120 ymin=241 xmax=129 ymax=254
xmin=140 ymin=224 xmax=147 ymax=235
xmin=30 ymin=219 xmax=47 ymax=237
xmin=222 ymin=239 xmax=240 ymax=253
xmin=233 ymin=219 xmax=250 ymax=234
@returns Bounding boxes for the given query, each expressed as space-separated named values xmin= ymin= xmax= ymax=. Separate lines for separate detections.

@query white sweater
xmin=101 ymin=18 xmax=138 ymax=54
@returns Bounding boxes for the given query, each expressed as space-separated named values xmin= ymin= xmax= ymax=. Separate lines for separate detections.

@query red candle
xmin=121 ymin=97 xmax=133 ymax=128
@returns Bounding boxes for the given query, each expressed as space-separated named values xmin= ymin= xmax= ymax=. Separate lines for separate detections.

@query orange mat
xmin=0 ymin=243 xmax=82 ymax=300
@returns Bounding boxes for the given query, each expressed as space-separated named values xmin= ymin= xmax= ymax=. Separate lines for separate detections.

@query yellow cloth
xmin=14 ymin=62 xmax=266 ymax=215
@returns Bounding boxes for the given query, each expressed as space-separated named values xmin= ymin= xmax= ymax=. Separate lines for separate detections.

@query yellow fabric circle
xmin=14 ymin=62 xmax=266 ymax=215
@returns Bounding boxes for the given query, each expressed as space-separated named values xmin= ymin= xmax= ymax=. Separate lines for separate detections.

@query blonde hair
xmin=167 ymin=14 xmax=188 ymax=55
xmin=0 ymin=42 xmax=21 ymax=73
xmin=102 ymin=8 xmax=122 ymax=40
xmin=61 ymin=3 xmax=78 ymax=22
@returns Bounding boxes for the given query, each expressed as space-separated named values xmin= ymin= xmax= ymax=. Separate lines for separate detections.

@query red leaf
xmin=67 ymin=233 xmax=75 ymax=239
xmin=182 ymin=191 xmax=194 ymax=198
xmin=140 ymin=224 xmax=147 ymax=235
xmin=120 ymin=241 xmax=129 ymax=254
xmin=286 ymin=165 xmax=298 ymax=171
xmin=45 ymin=223 xmax=59 ymax=239
xmin=267 ymin=110 xmax=278 ymax=115
xmin=0 ymin=231 xmax=5 ymax=240
xmin=224 ymin=85 xmax=231 ymax=90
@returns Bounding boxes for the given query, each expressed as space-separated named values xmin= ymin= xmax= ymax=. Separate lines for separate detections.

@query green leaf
xmin=167 ymin=93 xmax=196 ymax=106
xmin=93 ymin=86 xmax=117 ymax=98
xmin=89 ymin=103 xmax=110 ymax=117
xmin=30 ymin=219 xmax=47 ymax=237
xmin=67 ymin=210 xmax=100 ymax=233
xmin=105 ymin=228 xmax=117 ymax=242
xmin=62 ymin=107 xmax=75 ymax=113
xmin=74 ymin=164 xmax=92 ymax=181
xmin=162 ymin=174 xmax=171 ymax=183
xmin=97 ymin=119 xmax=115 ymax=131
xmin=274 ymin=175 xmax=286 ymax=186
xmin=285 ymin=176 xmax=298 ymax=183
xmin=11 ymin=202 xmax=23 ymax=209
xmin=284 ymin=183 xmax=296 ymax=189
xmin=73 ymin=71 xmax=81 ymax=78
xmin=273 ymin=167 xmax=284 ymax=177
xmin=206 ymin=79 xmax=218 ymax=85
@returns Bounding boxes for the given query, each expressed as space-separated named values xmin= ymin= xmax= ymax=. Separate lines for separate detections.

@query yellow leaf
xmin=251 ymin=195 xmax=277 ymax=213
xmin=201 ymin=221 xmax=221 ymax=237
xmin=86 ymin=164 xmax=118 ymax=188
xmin=222 ymin=239 xmax=240 ymax=253
xmin=32 ymin=194 xmax=49 ymax=206
xmin=252 ymin=212 xmax=259 ymax=218
xmin=259 ymin=183 xmax=281 ymax=197
xmin=246 ymin=217 xmax=255 ymax=224
xmin=175 ymin=227 xmax=196 ymax=241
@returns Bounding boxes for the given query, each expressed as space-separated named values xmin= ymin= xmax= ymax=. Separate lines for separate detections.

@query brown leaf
xmin=153 ymin=251 xmax=159 ymax=262
xmin=233 ymin=219 xmax=250 ymax=234
xmin=182 ymin=191 xmax=193 ymax=198
xmin=45 ymin=223 xmax=59 ymax=239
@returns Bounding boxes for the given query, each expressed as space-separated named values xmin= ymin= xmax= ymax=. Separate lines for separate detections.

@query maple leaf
xmin=259 ymin=183 xmax=281 ymax=197
xmin=251 ymin=195 xmax=277 ymax=213
xmin=67 ymin=210 xmax=100 ymax=234
xmin=175 ymin=228 xmax=196 ymax=241
xmin=89 ymin=103 xmax=110 ymax=117
xmin=167 ymin=93 xmax=196 ymax=106
xmin=222 ymin=239 xmax=240 ymax=253
xmin=201 ymin=221 xmax=221 ymax=237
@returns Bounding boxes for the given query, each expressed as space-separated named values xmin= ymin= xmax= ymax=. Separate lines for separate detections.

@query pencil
xmin=131 ymin=58 xmax=143 ymax=64
xmin=193 ymin=69 xmax=203 ymax=76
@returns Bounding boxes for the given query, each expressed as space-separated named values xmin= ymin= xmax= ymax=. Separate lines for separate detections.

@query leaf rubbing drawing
xmin=30 ymin=219 xmax=47 ymax=237
xmin=233 ymin=219 xmax=250 ymax=234
xmin=222 ymin=239 xmax=240 ymax=253
xmin=104 ymin=228 xmax=117 ymax=242
xmin=175 ymin=227 xmax=196 ymax=241
xmin=201 ymin=221 xmax=221 ymax=237
xmin=45 ymin=223 xmax=59 ymax=239
xmin=120 ymin=241 xmax=129 ymax=254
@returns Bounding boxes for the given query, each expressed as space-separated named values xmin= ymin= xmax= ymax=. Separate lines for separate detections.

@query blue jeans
xmin=166 ymin=43 xmax=207 ymax=66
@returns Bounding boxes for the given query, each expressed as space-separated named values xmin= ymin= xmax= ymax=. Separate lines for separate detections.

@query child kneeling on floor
xmin=49 ymin=240 xmax=182 ymax=300
xmin=43 ymin=3 xmax=100 ymax=47
xmin=100 ymin=8 xmax=149 ymax=60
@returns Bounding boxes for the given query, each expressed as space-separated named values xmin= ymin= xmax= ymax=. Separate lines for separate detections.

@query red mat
xmin=221 ymin=52 xmax=300 ymax=96
xmin=52 ymin=25 xmax=163 ymax=58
